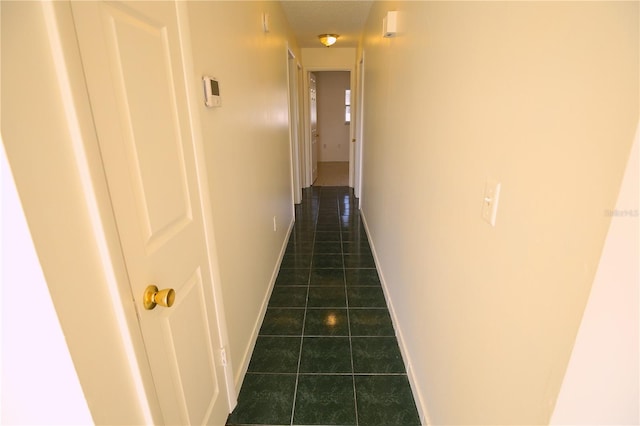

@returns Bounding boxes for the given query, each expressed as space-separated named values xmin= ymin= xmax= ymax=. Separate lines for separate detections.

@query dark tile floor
xmin=226 ymin=187 xmax=421 ymax=426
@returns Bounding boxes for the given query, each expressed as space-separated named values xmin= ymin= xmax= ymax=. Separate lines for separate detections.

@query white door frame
xmin=354 ymin=53 xmax=366 ymax=205
xmin=174 ymin=1 xmax=237 ymax=412
xmin=286 ymin=47 xmax=302 ymax=204
xmin=302 ymin=67 xmax=355 ymax=188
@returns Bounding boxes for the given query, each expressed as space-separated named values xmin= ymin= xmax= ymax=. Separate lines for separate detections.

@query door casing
xmin=287 ymin=47 xmax=303 ymax=204
xmin=302 ymin=67 xmax=357 ymax=189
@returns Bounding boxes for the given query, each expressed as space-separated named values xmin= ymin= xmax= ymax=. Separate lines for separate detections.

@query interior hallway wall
xmin=316 ymin=71 xmax=350 ymax=162
xmin=301 ymin=48 xmax=356 ymax=69
xmin=550 ymin=126 xmax=639 ymax=424
xmin=359 ymin=2 xmax=638 ymax=425
xmin=186 ymin=1 xmax=300 ymax=389
xmin=2 ymin=140 xmax=93 ymax=425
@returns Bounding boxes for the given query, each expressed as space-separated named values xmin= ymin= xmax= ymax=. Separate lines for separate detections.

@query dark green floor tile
xmin=349 ymin=309 xmax=395 ymax=336
xmin=314 ymin=241 xmax=342 ymax=253
xmin=355 ymin=375 xmax=421 ymax=425
xmin=345 ymin=269 xmax=381 ymax=287
xmin=227 ymin=373 xmax=296 ymax=425
xmin=351 ymin=337 xmax=405 ymax=373
xmin=281 ymin=254 xmax=312 ymax=269
xmin=341 ymin=229 xmax=367 ymax=242
xmin=269 ymin=286 xmax=308 ymax=307
xmin=275 ymin=269 xmax=310 ymax=286
xmin=304 ymin=309 xmax=349 ymax=336
xmin=260 ymin=308 xmax=305 ymax=335
xmin=340 ymin=219 xmax=363 ymax=230
xmin=232 ymin=188 xmax=422 ymax=426
xmin=315 ymin=231 xmax=341 ymax=241
xmin=247 ymin=336 xmax=301 ymax=373
xmin=299 ymin=337 xmax=352 ymax=373
xmin=344 ymin=254 xmax=376 ymax=268
xmin=310 ymin=269 xmax=344 ymax=286
xmin=317 ymin=216 xmax=340 ymax=225
xmin=316 ymin=223 xmax=341 ymax=232
xmin=347 ymin=287 xmax=386 ymax=308
xmin=286 ymin=240 xmax=314 ymax=254
xmin=342 ymin=241 xmax=372 ymax=255
xmin=293 ymin=221 xmax=316 ymax=232
xmin=290 ymin=227 xmax=314 ymax=236
xmin=312 ymin=254 xmax=344 ymax=268
xmin=307 ymin=287 xmax=347 ymax=308
xmin=293 ymin=375 xmax=356 ymax=425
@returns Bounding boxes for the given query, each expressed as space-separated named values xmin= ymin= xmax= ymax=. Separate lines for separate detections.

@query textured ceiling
xmin=280 ymin=0 xmax=374 ymax=48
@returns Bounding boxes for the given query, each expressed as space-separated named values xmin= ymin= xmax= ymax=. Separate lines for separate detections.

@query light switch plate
xmin=482 ymin=179 xmax=501 ymax=227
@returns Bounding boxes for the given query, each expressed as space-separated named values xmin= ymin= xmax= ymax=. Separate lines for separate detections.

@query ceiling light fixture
xmin=318 ymin=34 xmax=339 ymax=47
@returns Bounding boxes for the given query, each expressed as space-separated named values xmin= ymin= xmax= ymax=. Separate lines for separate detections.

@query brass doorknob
xmin=143 ymin=285 xmax=176 ymax=310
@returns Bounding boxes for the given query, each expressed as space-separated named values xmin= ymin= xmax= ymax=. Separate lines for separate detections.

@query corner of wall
xmin=550 ymin=122 xmax=640 ymax=425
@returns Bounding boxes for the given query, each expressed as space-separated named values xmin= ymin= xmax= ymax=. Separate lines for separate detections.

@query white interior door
xmin=310 ymin=72 xmax=318 ymax=183
xmin=71 ymin=1 xmax=230 ymax=424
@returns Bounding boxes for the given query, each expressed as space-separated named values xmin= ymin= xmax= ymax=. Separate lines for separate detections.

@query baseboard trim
xmin=233 ymin=217 xmax=295 ymax=393
xmin=360 ymin=209 xmax=432 ymax=426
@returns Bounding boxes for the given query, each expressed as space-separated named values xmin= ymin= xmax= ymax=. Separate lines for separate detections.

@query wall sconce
xmin=383 ymin=11 xmax=398 ymax=38
xmin=318 ymin=34 xmax=339 ymax=47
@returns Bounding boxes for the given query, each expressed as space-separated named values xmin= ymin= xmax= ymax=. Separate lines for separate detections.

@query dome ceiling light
xmin=318 ymin=34 xmax=339 ymax=47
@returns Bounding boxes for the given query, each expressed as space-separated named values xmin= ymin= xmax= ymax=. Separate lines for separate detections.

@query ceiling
xmin=280 ymin=0 xmax=374 ymax=48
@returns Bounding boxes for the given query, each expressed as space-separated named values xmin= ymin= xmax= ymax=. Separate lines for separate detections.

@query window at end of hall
xmin=345 ymin=89 xmax=351 ymax=123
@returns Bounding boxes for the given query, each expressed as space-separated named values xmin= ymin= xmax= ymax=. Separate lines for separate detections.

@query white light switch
xmin=482 ymin=179 xmax=501 ymax=227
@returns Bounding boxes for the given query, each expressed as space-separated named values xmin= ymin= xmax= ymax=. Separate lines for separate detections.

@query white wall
xmin=301 ymin=48 xmax=356 ymax=70
xmin=1 ymin=144 xmax=93 ymax=425
xmin=359 ymin=2 xmax=638 ymax=425
xmin=316 ymin=71 xmax=350 ymax=162
xmin=551 ymin=129 xmax=639 ymax=425
xmin=186 ymin=1 xmax=299 ymax=389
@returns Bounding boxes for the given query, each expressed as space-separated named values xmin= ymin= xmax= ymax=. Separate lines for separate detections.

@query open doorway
xmin=311 ymin=71 xmax=351 ymax=187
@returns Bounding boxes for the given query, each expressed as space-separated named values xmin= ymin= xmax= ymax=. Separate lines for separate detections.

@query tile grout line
xmin=339 ymin=192 xmax=360 ymax=426
xmin=288 ymin=193 xmax=318 ymax=426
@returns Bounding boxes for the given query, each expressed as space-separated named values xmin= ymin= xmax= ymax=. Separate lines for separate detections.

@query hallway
xmin=3 ymin=1 xmax=637 ymax=424
xmin=314 ymin=162 xmax=349 ymax=187
xmin=226 ymin=187 xmax=420 ymax=425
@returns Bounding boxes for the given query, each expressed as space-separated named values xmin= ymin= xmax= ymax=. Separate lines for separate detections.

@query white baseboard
xmin=233 ymin=218 xmax=295 ymax=393
xmin=360 ymin=210 xmax=432 ymax=426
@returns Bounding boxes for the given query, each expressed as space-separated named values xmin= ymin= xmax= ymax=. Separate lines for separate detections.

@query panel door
xmin=71 ymin=1 xmax=230 ymax=424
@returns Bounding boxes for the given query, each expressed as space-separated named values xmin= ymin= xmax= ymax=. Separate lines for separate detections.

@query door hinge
xmin=220 ymin=347 xmax=228 ymax=367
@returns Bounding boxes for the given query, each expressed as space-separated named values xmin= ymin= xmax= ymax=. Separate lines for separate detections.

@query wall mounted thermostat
xmin=202 ymin=76 xmax=221 ymax=107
